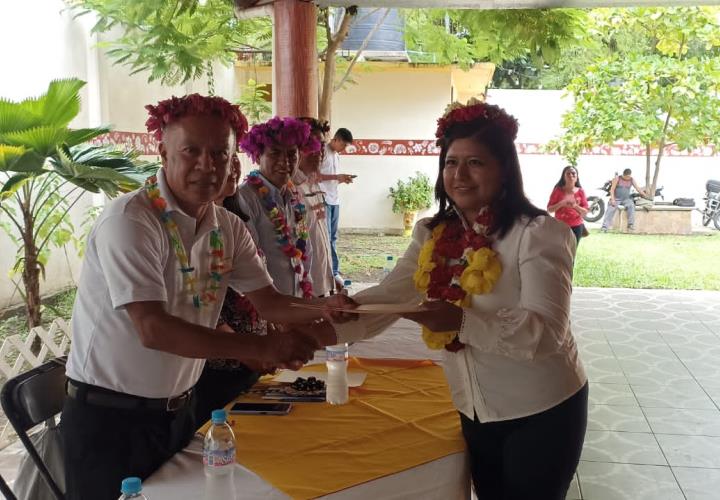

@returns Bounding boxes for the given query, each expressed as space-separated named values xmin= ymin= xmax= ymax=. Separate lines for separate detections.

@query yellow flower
xmin=413 ymin=269 xmax=432 ymax=290
xmin=422 ymin=327 xmax=457 ymax=350
xmin=418 ymin=239 xmax=436 ymax=267
xmin=466 ymin=247 xmax=493 ymax=270
xmin=431 ymin=223 xmax=446 ymax=240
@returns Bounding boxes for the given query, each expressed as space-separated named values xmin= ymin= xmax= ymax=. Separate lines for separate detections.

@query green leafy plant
xmin=547 ymin=7 xmax=720 ymax=197
xmin=0 ymin=78 xmax=156 ymax=336
xmin=237 ymin=79 xmax=271 ymax=125
xmin=388 ymin=172 xmax=434 ymax=214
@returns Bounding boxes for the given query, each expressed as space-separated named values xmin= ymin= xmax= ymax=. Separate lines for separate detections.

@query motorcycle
xmin=584 ymin=176 xmax=664 ymax=223
xmin=700 ymin=179 xmax=720 ymax=230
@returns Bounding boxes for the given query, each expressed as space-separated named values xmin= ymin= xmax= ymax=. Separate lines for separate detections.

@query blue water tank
xmin=342 ymin=8 xmax=405 ymax=52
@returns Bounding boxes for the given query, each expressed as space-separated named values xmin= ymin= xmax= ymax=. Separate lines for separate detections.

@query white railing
xmin=0 ymin=319 xmax=72 ymax=449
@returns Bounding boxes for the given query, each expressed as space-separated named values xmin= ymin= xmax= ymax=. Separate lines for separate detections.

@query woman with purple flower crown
xmin=236 ymin=117 xmax=321 ymax=299
xmin=317 ymin=98 xmax=588 ymax=499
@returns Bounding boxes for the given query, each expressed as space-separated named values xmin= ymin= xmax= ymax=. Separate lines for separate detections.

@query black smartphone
xmin=229 ymin=402 xmax=292 ymax=415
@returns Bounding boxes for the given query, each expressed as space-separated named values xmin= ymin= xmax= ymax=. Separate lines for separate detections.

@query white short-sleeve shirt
xmin=66 ymin=168 xmax=273 ymax=399
xmin=318 ymin=143 xmax=340 ymax=205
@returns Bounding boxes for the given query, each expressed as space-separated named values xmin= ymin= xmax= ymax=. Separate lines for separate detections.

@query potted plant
xmin=388 ymin=172 xmax=433 ymax=235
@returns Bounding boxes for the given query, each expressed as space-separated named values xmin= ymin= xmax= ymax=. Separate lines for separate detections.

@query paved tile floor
xmin=2 ymin=287 xmax=720 ymax=499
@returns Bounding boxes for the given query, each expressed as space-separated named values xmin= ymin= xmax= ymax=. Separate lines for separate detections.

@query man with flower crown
xmin=235 ymin=116 xmax=321 ymax=299
xmin=61 ymin=94 xmax=334 ymax=499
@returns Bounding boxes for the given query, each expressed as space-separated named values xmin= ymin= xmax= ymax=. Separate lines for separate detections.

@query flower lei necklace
xmin=413 ymin=207 xmax=503 ymax=349
xmin=246 ymin=170 xmax=313 ymax=298
xmin=145 ymin=176 xmax=225 ymax=308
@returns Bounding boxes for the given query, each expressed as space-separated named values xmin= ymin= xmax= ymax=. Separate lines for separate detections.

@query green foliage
xmin=0 ymin=78 xmax=156 ymax=329
xmin=547 ymin=7 xmax=720 ymax=186
xmin=237 ymin=79 xmax=271 ymax=125
xmin=404 ymin=9 xmax=590 ymax=69
xmin=72 ymin=0 xmax=272 ymax=86
xmin=388 ymin=172 xmax=434 ymax=214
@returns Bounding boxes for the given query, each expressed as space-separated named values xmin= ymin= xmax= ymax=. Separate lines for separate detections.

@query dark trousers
xmin=192 ymin=365 xmax=259 ymax=425
xmin=325 ymin=203 xmax=340 ymax=275
xmin=61 ymin=387 xmax=197 ymax=500
xmin=460 ymin=383 xmax=588 ymax=500
xmin=570 ymin=224 xmax=585 ymax=245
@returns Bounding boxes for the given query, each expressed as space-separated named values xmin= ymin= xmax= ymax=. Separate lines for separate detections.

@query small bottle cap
xmin=211 ymin=409 xmax=227 ymax=424
xmin=121 ymin=477 xmax=142 ymax=495
xmin=343 ymin=279 xmax=352 ymax=286
xmin=386 ymin=256 xmax=394 ymax=260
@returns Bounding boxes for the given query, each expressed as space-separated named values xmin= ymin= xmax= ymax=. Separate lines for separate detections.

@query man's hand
xmin=402 ymin=301 xmax=463 ymax=332
xmin=253 ymin=332 xmax=319 ymax=371
xmin=609 ymin=198 xmax=617 ymax=207
xmin=337 ymin=174 xmax=355 ymax=184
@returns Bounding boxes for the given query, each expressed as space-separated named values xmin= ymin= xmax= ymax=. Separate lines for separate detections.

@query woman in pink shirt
xmin=547 ymin=166 xmax=589 ymax=244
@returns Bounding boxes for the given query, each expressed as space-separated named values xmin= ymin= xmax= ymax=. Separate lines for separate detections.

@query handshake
xmin=242 ymin=294 xmax=359 ymax=373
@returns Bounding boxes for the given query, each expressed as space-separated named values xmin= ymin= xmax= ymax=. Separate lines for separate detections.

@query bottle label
xmin=326 ymin=347 xmax=348 ymax=362
xmin=203 ymin=447 xmax=236 ymax=467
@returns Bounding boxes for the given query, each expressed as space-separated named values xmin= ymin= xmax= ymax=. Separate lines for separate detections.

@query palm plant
xmin=0 ymin=78 xmax=156 ymax=334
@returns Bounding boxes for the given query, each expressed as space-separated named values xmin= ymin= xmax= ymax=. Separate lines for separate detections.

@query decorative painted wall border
xmin=92 ymin=132 xmax=719 ymax=158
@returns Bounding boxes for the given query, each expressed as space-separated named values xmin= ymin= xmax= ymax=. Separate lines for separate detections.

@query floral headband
xmin=435 ymin=98 xmax=519 ymax=141
xmin=298 ymin=117 xmax=331 ymax=137
xmin=239 ymin=116 xmax=321 ymax=164
xmin=145 ymin=93 xmax=248 ymax=146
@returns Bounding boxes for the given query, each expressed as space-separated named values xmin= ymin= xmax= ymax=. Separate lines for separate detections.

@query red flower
xmin=435 ymin=239 xmax=464 ymax=259
xmin=450 ymin=264 xmax=465 ymax=276
xmin=430 ymin=266 xmax=453 ymax=286
xmin=427 ymin=284 xmax=445 ymax=300
xmin=443 ymin=285 xmax=466 ymax=302
xmin=467 ymin=233 xmax=490 ymax=250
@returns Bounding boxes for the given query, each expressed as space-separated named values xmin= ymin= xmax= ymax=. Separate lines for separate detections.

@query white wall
xmin=331 ymin=68 xmax=451 ymax=230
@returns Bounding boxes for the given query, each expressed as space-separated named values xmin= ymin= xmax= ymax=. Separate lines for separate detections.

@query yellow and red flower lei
xmin=246 ymin=170 xmax=313 ymax=298
xmin=413 ymin=208 xmax=502 ymax=349
xmin=145 ymin=176 xmax=225 ymax=308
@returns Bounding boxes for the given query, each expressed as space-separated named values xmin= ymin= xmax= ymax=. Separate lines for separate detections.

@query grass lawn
xmin=0 ymin=230 xmax=718 ymax=339
xmin=339 ymin=230 xmax=720 ymax=290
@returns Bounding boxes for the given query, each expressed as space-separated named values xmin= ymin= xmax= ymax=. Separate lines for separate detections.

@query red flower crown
xmin=435 ymin=99 xmax=518 ymax=141
xmin=145 ymin=94 xmax=249 ymax=146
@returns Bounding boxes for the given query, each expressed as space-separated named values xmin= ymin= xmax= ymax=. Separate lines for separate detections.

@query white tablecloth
xmin=144 ymin=319 xmax=470 ymax=499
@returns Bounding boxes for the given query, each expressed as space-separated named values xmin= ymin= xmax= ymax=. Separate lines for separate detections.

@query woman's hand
xmin=402 ymin=301 xmax=464 ymax=332
xmin=319 ymin=294 xmax=359 ymax=323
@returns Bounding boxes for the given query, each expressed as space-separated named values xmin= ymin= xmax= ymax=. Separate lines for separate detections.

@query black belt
xmin=66 ymin=379 xmax=192 ymax=412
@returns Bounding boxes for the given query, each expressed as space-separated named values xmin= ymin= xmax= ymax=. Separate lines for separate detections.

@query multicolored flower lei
xmin=145 ymin=176 xmax=225 ymax=308
xmin=413 ymin=208 xmax=503 ymax=349
xmin=246 ymin=170 xmax=313 ymax=298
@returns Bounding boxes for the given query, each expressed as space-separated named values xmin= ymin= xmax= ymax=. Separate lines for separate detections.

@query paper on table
xmin=273 ymin=370 xmax=367 ymax=387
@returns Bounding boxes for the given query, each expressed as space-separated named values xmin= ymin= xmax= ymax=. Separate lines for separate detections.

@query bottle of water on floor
xmin=383 ymin=256 xmax=395 ymax=277
xmin=326 ymin=343 xmax=349 ymax=405
xmin=342 ymin=279 xmax=353 ymax=296
xmin=203 ymin=409 xmax=237 ymax=499
xmin=118 ymin=477 xmax=147 ymax=499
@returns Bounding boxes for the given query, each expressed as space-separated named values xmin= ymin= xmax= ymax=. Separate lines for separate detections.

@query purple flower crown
xmin=145 ymin=94 xmax=248 ymax=146
xmin=239 ymin=116 xmax=321 ymax=164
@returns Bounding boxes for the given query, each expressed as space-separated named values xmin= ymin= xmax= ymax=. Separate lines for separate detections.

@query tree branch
xmin=0 ymin=204 xmax=25 ymax=237
xmin=37 ymin=191 xmax=85 ymax=255
xmin=319 ymin=6 xmax=358 ymax=122
xmin=334 ymin=8 xmax=391 ymax=92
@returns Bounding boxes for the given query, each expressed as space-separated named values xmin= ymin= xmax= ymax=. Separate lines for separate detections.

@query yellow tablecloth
xmin=201 ymin=357 xmax=465 ymax=499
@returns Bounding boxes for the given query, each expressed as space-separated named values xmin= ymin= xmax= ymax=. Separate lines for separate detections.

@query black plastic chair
xmin=0 ymin=356 xmax=67 ymax=500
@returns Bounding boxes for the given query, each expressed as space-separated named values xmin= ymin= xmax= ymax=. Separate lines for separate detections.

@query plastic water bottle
xmin=203 ymin=409 xmax=237 ymax=499
xmin=342 ymin=279 xmax=353 ymax=296
xmin=326 ymin=343 xmax=349 ymax=405
xmin=383 ymin=256 xmax=395 ymax=277
xmin=118 ymin=477 xmax=147 ymax=500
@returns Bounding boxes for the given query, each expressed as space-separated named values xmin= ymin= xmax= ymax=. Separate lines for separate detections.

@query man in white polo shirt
xmin=61 ymin=95 xmax=330 ymax=500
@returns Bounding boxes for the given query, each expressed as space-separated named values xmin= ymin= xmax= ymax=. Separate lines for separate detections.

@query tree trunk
xmin=644 ymin=145 xmax=652 ymax=194
xmin=319 ymin=7 xmax=357 ymax=123
xmin=20 ymin=196 xmax=42 ymax=352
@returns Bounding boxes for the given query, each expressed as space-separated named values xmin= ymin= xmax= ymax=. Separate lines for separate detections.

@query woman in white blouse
xmin=326 ymin=100 xmax=587 ymax=499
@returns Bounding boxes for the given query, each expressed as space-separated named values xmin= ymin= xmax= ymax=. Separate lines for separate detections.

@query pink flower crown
xmin=145 ymin=94 xmax=248 ymax=146
xmin=435 ymin=99 xmax=518 ymax=141
xmin=239 ymin=116 xmax=321 ymax=164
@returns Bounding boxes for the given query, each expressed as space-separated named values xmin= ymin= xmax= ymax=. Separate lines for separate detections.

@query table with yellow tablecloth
xmin=145 ymin=356 xmax=470 ymax=500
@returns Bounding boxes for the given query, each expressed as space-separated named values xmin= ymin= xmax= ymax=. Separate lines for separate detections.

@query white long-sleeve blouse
xmin=333 ymin=215 xmax=587 ymax=422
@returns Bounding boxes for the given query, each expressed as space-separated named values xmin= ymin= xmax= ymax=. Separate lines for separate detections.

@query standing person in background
xmin=295 ymin=117 xmax=336 ymax=296
xmin=601 ymin=168 xmax=647 ymax=232
xmin=547 ymin=166 xmax=589 ymax=245
xmin=318 ymin=127 xmax=355 ymax=288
